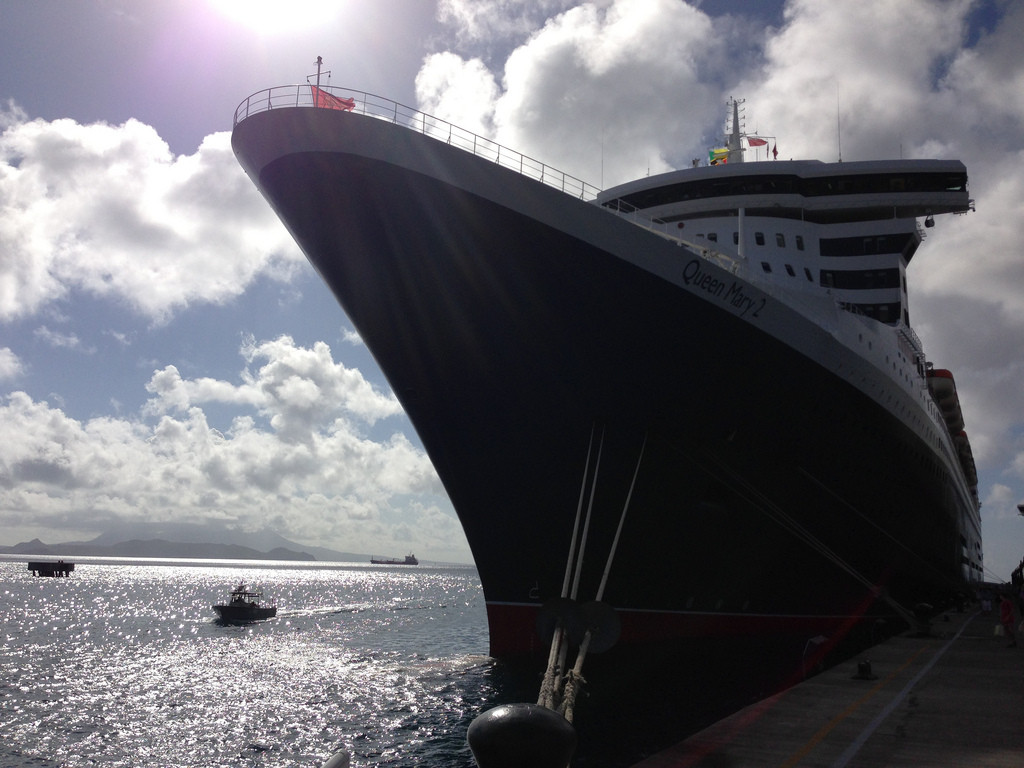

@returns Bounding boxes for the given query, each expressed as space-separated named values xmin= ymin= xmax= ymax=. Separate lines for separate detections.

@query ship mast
xmin=726 ymin=97 xmax=745 ymax=164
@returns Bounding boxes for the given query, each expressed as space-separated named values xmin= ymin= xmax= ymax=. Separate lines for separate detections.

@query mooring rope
xmin=563 ymin=424 xmax=597 ymax=597
xmin=596 ymin=433 xmax=647 ymax=602
xmin=570 ymin=432 xmax=605 ymax=601
xmin=538 ymin=426 xmax=599 ymax=710
xmin=536 ymin=436 xmax=647 ymax=724
xmin=559 ymin=435 xmax=646 ymax=722
xmin=690 ymin=446 xmax=921 ymax=628
xmin=798 ymin=466 xmax=966 ymax=591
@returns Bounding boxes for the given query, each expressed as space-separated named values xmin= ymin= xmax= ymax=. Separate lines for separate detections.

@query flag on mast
xmin=709 ymin=147 xmax=729 ymax=165
xmin=311 ymin=85 xmax=355 ymax=111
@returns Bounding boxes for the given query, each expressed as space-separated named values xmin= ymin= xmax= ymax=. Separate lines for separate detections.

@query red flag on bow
xmin=311 ymin=85 xmax=355 ymax=111
xmin=772 ymin=142 xmax=778 ymax=159
xmin=747 ymin=137 xmax=768 ymax=147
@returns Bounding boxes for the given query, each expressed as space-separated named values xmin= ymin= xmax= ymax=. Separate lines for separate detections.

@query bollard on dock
xmin=467 ymin=703 xmax=576 ymax=768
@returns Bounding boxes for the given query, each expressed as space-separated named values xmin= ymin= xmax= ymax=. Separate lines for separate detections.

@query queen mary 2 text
xmin=682 ymin=259 xmax=766 ymax=319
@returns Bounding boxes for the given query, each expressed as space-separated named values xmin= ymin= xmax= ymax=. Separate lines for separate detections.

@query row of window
xmin=701 ymin=230 xmax=807 ymax=250
xmin=820 ymin=233 xmax=917 ymax=258
xmin=821 ymin=268 xmax=902 ymax=290
xmin=759 ymin=261 xmax=815 ymax=282
xmin=754 ymin=258 xmax=908 ymax=324
xmin=698 ymin=230 xmax=916 ymax=260
xmin=612 ymin=170 xmax=967 ymax=211
xmin=840 ymin=302 xmax=908 ymax=325
xmin=757 ymin=262 xmax=905 ymax=292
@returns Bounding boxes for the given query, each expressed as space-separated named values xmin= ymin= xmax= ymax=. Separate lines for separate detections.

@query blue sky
xmin=2 ymin=0 xmax=1023 ymax=575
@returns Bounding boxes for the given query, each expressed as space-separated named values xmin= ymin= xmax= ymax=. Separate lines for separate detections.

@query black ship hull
xmin=232 ymin=103 xmax=976 ymax=754
xmin=213 ymin=604 xmax=277 ymax=623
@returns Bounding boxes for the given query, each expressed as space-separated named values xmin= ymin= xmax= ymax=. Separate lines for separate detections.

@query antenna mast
xmin=307 ymin=56 xmax=333 ymax=106
xmin=836 ymin=86 xmax=842 ymax=162
xmin=726 ymin=97 xmax=745 ymax=164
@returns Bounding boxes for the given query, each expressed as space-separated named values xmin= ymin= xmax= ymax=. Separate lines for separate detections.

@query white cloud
xmin=416 ymin=53 xmax=500 ymax=138
xmin=33 ymin=325 xmax=91 ymax=352
xmin=0 ymin=115 xmax=302 ymax=323
xmin=341 ymin=327 xmax=364 ymax=346
xmin=742 ymin=0 xmax=974 ymax=162
xmin=940 ymin=1 xmax=1024 ymax=131
xmin=423 ymin=0 xmax=728 ymax=186
xmin=438 ymin=0 xmax=580 ymax=46
xmin=0 ymin=338 xmax=465 ymax=560
xmin=985 ymin=483 xmax=1022 ymax=521
xmin=0 ymin=347 xmax=23 ymax=380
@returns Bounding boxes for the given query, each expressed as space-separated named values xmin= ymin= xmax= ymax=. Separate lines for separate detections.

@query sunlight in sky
xmin=209 ymin=0 xmax=340 ymax=33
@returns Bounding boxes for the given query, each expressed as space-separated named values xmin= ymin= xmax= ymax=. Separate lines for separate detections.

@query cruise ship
xmin=232 ymin=85 xmax=981 ymax=754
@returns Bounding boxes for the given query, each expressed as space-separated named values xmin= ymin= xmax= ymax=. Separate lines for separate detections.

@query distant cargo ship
xmin=371 ymin=553 xmax=419 ymax=566
xmin=232 ymin=84 xmax=981 ymax=753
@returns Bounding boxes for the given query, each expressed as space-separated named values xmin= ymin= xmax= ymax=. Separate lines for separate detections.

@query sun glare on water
xmin=210 ymin=0 xmax=339 ymax=33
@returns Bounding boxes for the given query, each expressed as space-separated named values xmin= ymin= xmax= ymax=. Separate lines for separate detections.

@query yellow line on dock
xmin=779 ymin=645 xmax=928 ymax=768
xmin=632 ymin=608 xmax=1024 ymax=768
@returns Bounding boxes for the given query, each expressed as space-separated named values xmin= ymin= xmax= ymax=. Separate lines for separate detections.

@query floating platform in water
xmin=27 ymin=560 xmax=74 ymax=577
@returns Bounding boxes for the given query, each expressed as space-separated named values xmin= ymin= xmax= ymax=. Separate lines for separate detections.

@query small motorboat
xmin=213 ymin=582 xmax=277 ymax=622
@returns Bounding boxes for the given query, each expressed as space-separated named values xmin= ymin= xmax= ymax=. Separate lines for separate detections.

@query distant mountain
xmin=63 ymin=523 xmax=374 ymax=563
xmin=0 ymin=520 xmax=379 ymax=563
xmin=292 ymin=542 xmax=374 ymax=563
xmin=0 ymin=537 xmax=316 ymax=561
xmin=4 ymin=538 xmax=50 ymax=555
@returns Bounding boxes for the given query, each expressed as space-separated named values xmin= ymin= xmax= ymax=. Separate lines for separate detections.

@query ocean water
xmin=0 ymin=559 xmax=497 ymax=768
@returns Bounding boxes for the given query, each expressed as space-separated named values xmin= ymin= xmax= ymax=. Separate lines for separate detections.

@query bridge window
xmin=838 ymin=302 xmax=903 ymax=324
xmin=820 ymin=232 xmax=916 ymax=257
xmin=820 ymin=268 xmax=901 ymax=289
xmin=605 ymin=170 xmax=967 ymax=210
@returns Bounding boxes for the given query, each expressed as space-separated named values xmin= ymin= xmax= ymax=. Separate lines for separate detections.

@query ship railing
xmin=898 ymin=324 xmax=924 ymax=358
xmin=234 ymin=85 xmax=601 ymax=201
xmin=898 ymin=325 xmax=933 ymax=391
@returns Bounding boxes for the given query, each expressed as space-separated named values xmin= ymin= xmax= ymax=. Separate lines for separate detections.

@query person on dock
xmin=1000 ymin=592 xmax=1017 ymax=647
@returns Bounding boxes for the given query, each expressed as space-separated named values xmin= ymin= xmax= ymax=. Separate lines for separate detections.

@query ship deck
xmin=629 ymin=605 xmax=1022 ymax=767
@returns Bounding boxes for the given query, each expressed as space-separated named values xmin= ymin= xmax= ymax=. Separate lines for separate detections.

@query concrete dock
xmin=631 ymin=608 xmax=1023 ymax=767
